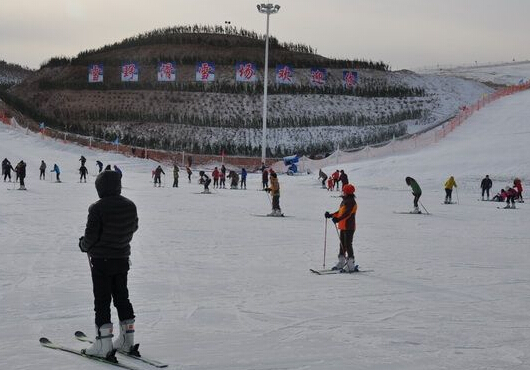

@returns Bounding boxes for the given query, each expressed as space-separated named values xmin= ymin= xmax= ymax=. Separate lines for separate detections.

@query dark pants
xmin=173 ymin=178 xmax=178 ymax=187
xmin=204 ymin=179 xmax=211 ymax=191
xmin=321 ymin=176 xmax=327 ymax=187
xmin=413 ymin=193 xmax=421 ymax=208
xmin=240 ymin=178 xmax=246 ymax=189
xmin=20 ymin=176 xmax=25 ymax=187
xmin=154 ymin=176 xmax=161 ymax=186
xmin=80 ymin=173 xmax=87 ymax=182
xmin=482 ymin=188 xmax=490 ymax=198
xmin=262 ymin=180 xmax=268 ymax=189
xmin=213 ymin=178 xmax=219 ymax=188
xmin=445 ymin=188 xmax=452 ymax=202
xmin=339 ymin=229 xmax=355 ymax=259
xmin=272 ymin=194 xmax=280 ymax=211
xmin=40 ymin=169 xmax=45 ymax=179
xmin=90 ymin=258 xmax=134 ymax=327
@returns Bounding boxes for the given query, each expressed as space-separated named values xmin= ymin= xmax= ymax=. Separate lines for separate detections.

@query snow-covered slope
xmin=1 ymin=89 xmax=529 ymax=369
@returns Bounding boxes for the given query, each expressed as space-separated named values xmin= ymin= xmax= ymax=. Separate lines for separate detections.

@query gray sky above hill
xmin=1 ymin=0 xmax=529 ymax=71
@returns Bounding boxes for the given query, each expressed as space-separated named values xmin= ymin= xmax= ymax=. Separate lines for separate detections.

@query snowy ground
xmin=1 ymin=88 xmax=530 ymax=370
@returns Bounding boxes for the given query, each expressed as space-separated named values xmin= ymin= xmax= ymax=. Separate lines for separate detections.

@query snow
xmin=1 ymin=88 xmax=530 ymax=369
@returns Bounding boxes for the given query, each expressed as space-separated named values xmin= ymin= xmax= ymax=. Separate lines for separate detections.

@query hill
xmin=3 ymin=26 xmax=492 ymax=157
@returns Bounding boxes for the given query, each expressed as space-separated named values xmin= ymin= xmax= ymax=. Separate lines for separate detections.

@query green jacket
xmin=409 ymin=178 xmax=421 ymax=195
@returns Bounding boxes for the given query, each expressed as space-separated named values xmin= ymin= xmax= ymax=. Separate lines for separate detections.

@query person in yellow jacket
xmin=325 ymin=183 xmax=357 ymax=272
xmin=444 ymin=176 xmax=457 ymax=204
xmin=265 ymin=171 xmax=282 ymax=216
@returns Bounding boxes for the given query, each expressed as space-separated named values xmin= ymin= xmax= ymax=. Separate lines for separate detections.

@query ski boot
xmin=412 ymin=206 xmax=421 ymax=214
xmin=82 ymin=323 xmax=116 ymax=360
xmin=343 ymin=257 xmax=358 ymax=273
xmin=331 ymin=255 xmax=346 ymax=270
xmin=113 ymin=319 xmax=139 ymax=356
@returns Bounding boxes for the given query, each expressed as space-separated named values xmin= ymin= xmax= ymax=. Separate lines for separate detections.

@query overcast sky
xmin=1 ymin=0 xmax=529 ymax=71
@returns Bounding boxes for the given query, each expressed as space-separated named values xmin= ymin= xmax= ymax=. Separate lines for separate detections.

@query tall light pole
xmin=257 ymin=3 xmax=280 ymax=164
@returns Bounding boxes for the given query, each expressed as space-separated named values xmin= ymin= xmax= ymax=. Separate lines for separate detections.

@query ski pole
xmin=323 ymin=218 xmax=328 ymax=269
xmin=419 ymin=200 xmax=430 ymax=215
xmin=333 ymin=223 xmax=346 ymax=256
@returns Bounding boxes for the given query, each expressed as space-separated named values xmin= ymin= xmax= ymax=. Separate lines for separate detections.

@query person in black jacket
xmin=481 ymin=175 xmax=493 ymax=200
xmin=78 ymin=170 xmax=139 ymax=360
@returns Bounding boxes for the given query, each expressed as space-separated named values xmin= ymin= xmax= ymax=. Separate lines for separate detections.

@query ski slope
xmin=1 ymin=89 xmax=530 ymax=370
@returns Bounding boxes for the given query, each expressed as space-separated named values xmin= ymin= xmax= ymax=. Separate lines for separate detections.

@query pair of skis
xmin=40 ymin=331 xmax=167 ymax=369
xmin=310 ymin=265 xmax=373 ymax=275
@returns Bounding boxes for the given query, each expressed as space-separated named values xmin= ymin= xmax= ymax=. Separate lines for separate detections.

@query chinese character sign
xmin=88 ymin=64 xmax=104 ymax=83
xmin=342 ymin=70 xmax=358 ymax=89
xmin=276 ymin=65 xmax=294 ymax=85
xmin=310 ymin=68 xmax=327 ymax=87
xmin=195 ymin=62 xmax=215 ymax=82
xmin=235 ymin=62 xmax=257 ymax=82
xmin=158 ymin=62 xmax=176 ymax=82
xmin=121 ymin=63 xmax=139 ymax=82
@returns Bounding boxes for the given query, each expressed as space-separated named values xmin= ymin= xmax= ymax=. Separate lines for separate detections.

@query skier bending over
xmin=325 ymin=183 xmax=357 ymax=272
xmin=504 ymin=186 xmax=518 ymax=209
xmin=199 ymin=171 xmax=211 ymax=193
xmin=406 ymin=176 xmax=422 ymax=213
xmin=78 ymin=170 xmax=139 ymax=360
xmin=51 ymin=164 xmax=61 ymax=182
xmin=444 ymin=176 xmax=457 ymax=203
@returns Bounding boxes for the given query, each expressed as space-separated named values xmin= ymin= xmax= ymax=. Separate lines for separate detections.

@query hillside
xmin=3 ymin=26 xmax=493 ymax=157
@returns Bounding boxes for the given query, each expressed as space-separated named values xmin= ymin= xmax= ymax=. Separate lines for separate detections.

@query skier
xmin=80 ymin=155 xmax=87 ymax=166
xmin=240 ymin=168 xmax=247 ymax=189
xmin=262 ymin=168 xmax=269 ymax=189
xmin=79 ymin=164 xmax=89 ymax=183
xmin=39 ymin=160 xmax=47 ymax=180
xmin=492 ymin=189 xmax=507 ymax=202
xmin=78 ymin=170 xmax=139 ymax=359
xmin=318 ymin=169 xmax=328 ymax=188
xmin=2 ymin=158 xmax=14 ymax=182
xmin=480 ymin=175 xmax=492 ymax=200
xmin=504 ymin=186 xmax=518 ymax=208
xmin=339 ymin=170 xmax=349 ymax=190
xmin=172 ymin=164 xmax=179 ymax=188
xmin=331 ymin=170 xmax=340 ymax=190
xmin=324 ymin=183 xmax=357 ymax=272
xmin=186 ymin=166 xmax=192 ymax=183
xmin=113 ymin=165 xmax=122 ymax=176
xmin=153 ymin=165 xmax=165 ymax=187
xmin=212 ymin=167 xmax=220 ymax=188
xmin=219 ymin=169 xmax=226 ymax=189
xmin=405 ymin=176 xmax=422 ymax=213
xmin=444 ymin=176 xmax=457 ymax=204
xmin=199 ymin=171 xmax=211 ymax=193
xmin=15 ymin=160 xmax=27 ymax=190
xmin=513 ymin=178 xmax=523 ymax=202
xmin=51 ymin=163 xmax=61 ymax=182
xmin=228 ymin=170 xmax=239 ymax=189
xmin=327 ymin=176 xmax=334 ymax=191
xmin=96 ymin=160 xmax=103 ymax=173
xmin=265 ymin=171 xmax=282 ymax=216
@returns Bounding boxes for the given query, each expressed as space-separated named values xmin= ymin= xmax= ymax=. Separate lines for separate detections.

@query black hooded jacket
xmin=80 ymin=170 xmax=138 ymax=259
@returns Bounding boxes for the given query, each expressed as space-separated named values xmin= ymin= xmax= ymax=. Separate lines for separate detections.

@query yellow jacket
xmin=444 ymin=176 xmax=457 ymax=190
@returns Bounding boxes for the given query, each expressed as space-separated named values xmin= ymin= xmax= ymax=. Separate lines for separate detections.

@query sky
xmin=1 ymin=0 xmax=529 ymax=71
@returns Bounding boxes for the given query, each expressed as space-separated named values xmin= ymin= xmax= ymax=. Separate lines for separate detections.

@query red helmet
xmin=342 ymin=184 xmax=355 ymax=195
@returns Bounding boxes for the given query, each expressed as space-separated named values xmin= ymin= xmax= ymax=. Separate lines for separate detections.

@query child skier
xmin=444 ymin=176 xmax=457 ymax=203
xmin=406 ymin=176 xmax=422 ymax=213
xmin=78 ymin=170 xmax=139 ymax=359
xmin=80 ymin=164 xmax=89 ymax=183
xmin=325 ymin=183 xmax=357 ymax=272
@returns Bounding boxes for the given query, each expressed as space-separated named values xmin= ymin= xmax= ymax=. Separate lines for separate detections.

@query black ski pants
xmin=482 ymin=187 xmax=490 ymax=198
xmin=339 ymin=229 xmax=355 ymax=259
xmin=90 ymin=257 xmax=135 ymax=327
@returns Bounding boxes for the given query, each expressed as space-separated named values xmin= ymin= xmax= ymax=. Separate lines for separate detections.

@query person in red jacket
xmin=504 ymin=186 xmax=518 ymax=209
xmin=513 ymin=178 xmax=523 ymax=202
xmin=331 ymin=170 xmax=340 ymax=190
xmin=324 ymin=183 xmax=358 ymax=272
xmin=212 ymin=167 xmax=220 ymax=188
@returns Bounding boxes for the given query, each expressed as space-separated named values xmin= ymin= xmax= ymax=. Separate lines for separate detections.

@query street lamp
xmin=257 ymin=3 xmax=280 ymax=164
